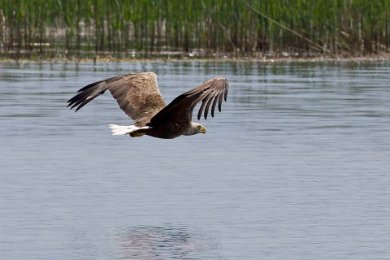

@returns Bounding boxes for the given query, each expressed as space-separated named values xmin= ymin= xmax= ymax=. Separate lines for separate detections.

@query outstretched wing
xmin=67 ymin=72 xmax=166 ymax=125
xmin=148 ymin=77 xmax=228 ymax=127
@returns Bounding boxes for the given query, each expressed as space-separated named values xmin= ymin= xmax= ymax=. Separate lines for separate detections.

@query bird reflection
xmin=119 ymin=225 xmax=207 ymax=260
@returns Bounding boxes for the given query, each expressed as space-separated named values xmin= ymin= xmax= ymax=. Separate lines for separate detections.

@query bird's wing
xmin=67 ymin=72 xmax=166 ymax=125
xmin=148 ymin=77 xmax=228 ymax=126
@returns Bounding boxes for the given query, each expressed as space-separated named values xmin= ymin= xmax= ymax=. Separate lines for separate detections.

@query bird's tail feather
xmin=108 ymin=124 xmax=149 ymax=136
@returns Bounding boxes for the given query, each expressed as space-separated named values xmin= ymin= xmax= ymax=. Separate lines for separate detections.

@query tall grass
xmin=0 ymin=0 xmax=389 ymax=59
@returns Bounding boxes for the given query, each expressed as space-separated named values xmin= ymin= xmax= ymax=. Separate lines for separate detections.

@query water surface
xmin=1 ymin=61 xmax=390 ymax=259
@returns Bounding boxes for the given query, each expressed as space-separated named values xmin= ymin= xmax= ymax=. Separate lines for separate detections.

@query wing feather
xmin=197 ymin=90 xmax=213 ymax=120
xmin=210 ymin=93 xmax=219 ymax=118
xmin=217 ymin=92 xmax=224 ymax=112
xmin=149 ymin=77 xmax=229 ymax=127
xmin=67 ymin=72 xmax=166 ymax=125
xmin=204 ymin=92 xmax=217 ymax=119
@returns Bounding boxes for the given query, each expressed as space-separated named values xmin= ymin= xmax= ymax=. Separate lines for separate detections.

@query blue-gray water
xmin=1 ymin=61 xmax=390 ymax=260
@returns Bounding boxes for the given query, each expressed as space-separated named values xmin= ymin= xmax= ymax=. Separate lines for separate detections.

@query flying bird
xmin=67 ymin=72 xmax=229 ymax=139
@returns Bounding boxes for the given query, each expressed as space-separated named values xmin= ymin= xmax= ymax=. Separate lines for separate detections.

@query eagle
xmin=67 ymin=72 xmax=229 ymax=139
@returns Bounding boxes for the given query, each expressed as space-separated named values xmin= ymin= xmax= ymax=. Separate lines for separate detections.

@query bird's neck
xmin=182 ymin=122 xmax=198 ymax=136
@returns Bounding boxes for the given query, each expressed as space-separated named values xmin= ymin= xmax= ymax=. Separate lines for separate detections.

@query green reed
xmin=0 ymin=0 xmax=389 ymax=59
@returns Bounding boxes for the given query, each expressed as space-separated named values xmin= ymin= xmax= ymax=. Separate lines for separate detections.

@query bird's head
xmin=185 ymin=122 xmax=206 ymax=136
xmin=196 ymin=123 xmax=207 ymax=134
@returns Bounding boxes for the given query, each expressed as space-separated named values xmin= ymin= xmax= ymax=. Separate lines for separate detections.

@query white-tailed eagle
xmin=67 ymin=72 xmax=229 ymax=139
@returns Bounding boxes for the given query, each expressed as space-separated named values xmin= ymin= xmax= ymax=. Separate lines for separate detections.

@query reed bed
xmin=0 ymin=0 xmax=389 ymax=59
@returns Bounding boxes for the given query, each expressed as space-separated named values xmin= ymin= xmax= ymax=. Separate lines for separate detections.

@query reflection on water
xmin=1 ymin=61 xmax=390 ymax=260
xmin=119 ymin=225 xmax=215 ymax=260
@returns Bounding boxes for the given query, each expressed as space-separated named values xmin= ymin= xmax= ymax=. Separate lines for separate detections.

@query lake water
xmin=1 ymin=60 xmax=390 ymax=260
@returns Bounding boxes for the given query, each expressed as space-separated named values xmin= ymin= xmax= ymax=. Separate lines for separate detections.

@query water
xmin=1 ymin=60 xmax=390 ymax=260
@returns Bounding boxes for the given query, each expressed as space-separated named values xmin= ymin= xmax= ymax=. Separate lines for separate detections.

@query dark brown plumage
xmin=67 ymin=72 xmax=229 ymax=139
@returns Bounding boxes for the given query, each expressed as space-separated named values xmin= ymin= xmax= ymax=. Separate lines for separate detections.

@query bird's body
xmin=67 ymin=72 xmax=229 ymax=139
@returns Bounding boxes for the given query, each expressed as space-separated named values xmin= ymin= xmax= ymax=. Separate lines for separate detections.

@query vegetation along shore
xmin=0 ymin=0 xmax=389 ymax=60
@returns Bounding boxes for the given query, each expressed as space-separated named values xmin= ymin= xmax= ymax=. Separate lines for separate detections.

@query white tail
xmin=108 ymin=124 xmax=149 ymax=136
xmin=109 ymin=124 xmax=137 ymax=135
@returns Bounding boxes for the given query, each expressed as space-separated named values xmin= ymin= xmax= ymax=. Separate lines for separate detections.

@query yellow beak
xmin=200 ymin=126 xmax=206 ymax=134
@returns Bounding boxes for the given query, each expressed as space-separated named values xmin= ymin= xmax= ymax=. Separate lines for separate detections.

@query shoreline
xmin=1 ymin=53 xmax=390 ymax=64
